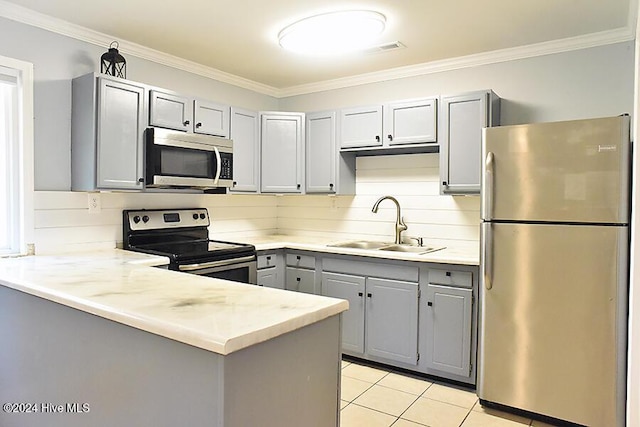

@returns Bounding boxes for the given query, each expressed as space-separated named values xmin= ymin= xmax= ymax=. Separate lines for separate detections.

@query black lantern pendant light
xmin=100 ymin=41 xmax=126 ymax=79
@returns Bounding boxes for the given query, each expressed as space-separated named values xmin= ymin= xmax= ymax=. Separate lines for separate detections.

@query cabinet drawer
xmin=428 ymin=269 xmax=472 ymax=288
xmin=257 ymin=253 xmax=278 ymax=269
xmin=285 ymin=267 xmax=316 ymax=294
xmin=285 ymin=253 xmax=316 ymax=269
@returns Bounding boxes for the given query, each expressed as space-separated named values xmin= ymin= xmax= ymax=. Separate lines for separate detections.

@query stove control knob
xmin=193 ymin=213 xmax=199 ymax=220
xmin=142 ymin=215 xmax=149 ymax=223
xmin=133 ymin=215 xmax=141 ymax=224
xmin=199 ymin=213 xmax=206 ymax=220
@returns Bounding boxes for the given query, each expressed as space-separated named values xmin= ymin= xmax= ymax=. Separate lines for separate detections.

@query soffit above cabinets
xmin=0 ymin=0 xmax=634 ymax=96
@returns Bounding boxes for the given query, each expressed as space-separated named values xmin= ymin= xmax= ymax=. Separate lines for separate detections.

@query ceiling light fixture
xmin=278 ymin=10 xmax=386 ymax=55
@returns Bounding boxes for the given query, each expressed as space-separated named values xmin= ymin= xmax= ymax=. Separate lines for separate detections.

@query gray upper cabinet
xmin=366 ymin=277 xmax=419 ymax=365
xmin=340 ymin=105 xmax=383 ymax=148
xmin=71 ymin=73 xmax=146 ymax=191
xmin=440 ymin=90 xmax=500 ymax=194
xmin=260 ymin=112 xmax=305 ymax=193
xmin=149 ymin=89 xmax=230 ymax=137
xmin=384 ymin=98 xmax=437 ymax=146
xmin=423 ymin=283 xmax=473 ymax=378
xmin=149 ymin=90 xmax=191 ymax=132
xmin=306 ymin=111 xmax=356 ymax=194
xmin=193 ymin=100 xmax=229 ymax=137
xmin=230 ymin=107 xmax=260 ymax=192
xmin=340 ymin=98 xmax=438 ymax=152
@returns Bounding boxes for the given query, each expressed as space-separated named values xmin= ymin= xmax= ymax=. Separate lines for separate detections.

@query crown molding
xmin=0 ymin=0 xmax=635 ymax=99
xmin=278 ymin=26 xmax=635 ymax=97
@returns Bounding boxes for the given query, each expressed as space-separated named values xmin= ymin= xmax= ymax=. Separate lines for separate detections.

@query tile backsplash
xmin=33 ymin=153 xmax=480 ymax=254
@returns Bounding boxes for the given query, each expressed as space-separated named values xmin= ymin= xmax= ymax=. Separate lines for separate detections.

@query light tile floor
xmin=340 ymin=359 xmax=558 ymax=427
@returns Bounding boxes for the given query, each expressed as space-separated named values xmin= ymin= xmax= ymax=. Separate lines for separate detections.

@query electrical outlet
xmin=88 ymin=192 xmax=101 ymax=214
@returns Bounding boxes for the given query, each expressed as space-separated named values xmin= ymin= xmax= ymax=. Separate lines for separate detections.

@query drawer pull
xmin=266 ymin=256 xmax=271 ymax=261
xmin=367 ymin=293 xmax=372 ymax=298
xmin=296 ymin=277 xmax=301 ymax=282
xmin=445 ymin=271 xmax=451 ymax=277
xmin=427 ymin=301 xmax=433 ymax=307
xmin=358 ymin=292 xmax=363 ymax=297
xmin=296 ymin=255 xmax=301 ymax=260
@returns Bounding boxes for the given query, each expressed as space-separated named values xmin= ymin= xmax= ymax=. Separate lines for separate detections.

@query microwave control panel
xmin=219 ymin=152 xmax=233 ymax=180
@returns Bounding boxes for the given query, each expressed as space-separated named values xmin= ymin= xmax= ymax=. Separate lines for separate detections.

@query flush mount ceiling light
xmin=278 ymin=10 xmax=386 ymax=55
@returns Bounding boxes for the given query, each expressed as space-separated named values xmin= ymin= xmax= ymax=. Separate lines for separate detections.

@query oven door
xmin=145 ymin=128 xmax=233 ymax=188
xmin=177 ymin=255 xmax=257 ymax=284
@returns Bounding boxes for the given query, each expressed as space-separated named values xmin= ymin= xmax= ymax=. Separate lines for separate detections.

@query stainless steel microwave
xmin=145 ymin=128 xmax=233 ymax=189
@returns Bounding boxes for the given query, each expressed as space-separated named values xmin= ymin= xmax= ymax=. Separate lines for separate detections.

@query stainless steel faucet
xmin=371 ymin=196 xmax=407 ymax=244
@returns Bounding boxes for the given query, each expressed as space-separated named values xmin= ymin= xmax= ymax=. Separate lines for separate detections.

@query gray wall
xmin=278 ymin=42 xmax=635 ymax=126
xmin=0 ymin=17 xmax=278 ymax=191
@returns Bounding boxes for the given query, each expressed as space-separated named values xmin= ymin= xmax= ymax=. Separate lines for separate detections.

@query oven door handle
xmin=178 ymin=255 xmax=256 ymax=272
xmin=213 ymin=146 xmax=221 ymax=185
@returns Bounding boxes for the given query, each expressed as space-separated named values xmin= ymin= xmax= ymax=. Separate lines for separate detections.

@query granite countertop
xmin=235 ymin=235 xmax=480 ymax=265
xmin=0 ymin=249 xmax=348 ymax=356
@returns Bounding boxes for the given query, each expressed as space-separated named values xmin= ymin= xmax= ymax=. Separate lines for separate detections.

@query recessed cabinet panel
xmin=385 ymin=98 xmax=437 ymax=145
xmin=440 ymin=90 xmax=499 ymax=194
xmin=261 ymin=113 xmax=304 ymax=193
xmin=230 ymin=107 xmax=259 ymax=192
xmin=322 ymin=272 xmax=366 ymax=354
xmin=306 ymin=111 xmax=336 ymax=193
xmin=340 ymin=106 xmax=383 ymax=148
xmin=366 ymin=277 xmax=419 ymax=365
xmin=425 ymin=284 xmax=472 ymax=377
xmin=285 ymin=267 xmax=316 ymax=294
xmin=194 ymin=100 xmax=229 ymax=138
xmin=257 ymin=267 xmax=279 ymax=288
xmin=149 ymin=90 xmax=191 ymax=131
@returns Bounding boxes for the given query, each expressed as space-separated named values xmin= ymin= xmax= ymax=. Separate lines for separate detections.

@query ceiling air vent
xmin=363 ymin=41 xmax=405 ymax=55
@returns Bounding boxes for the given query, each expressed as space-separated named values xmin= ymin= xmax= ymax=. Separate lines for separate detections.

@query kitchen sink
xmin=328 ymin=240 xmax=390 ymax=250
xmin=328 ymin=240 xmax=445 ymax=255
xmin=378 ymin=244 xmax=445 ymax=254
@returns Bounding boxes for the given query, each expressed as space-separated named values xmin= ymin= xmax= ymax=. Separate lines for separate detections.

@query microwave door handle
xmin=213 ymin=146 xmax=221 ymax=185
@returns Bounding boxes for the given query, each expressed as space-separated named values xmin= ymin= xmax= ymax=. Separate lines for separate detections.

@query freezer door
xmin=481 ymin=116 xmax=630 ymax=223
xmin=479 ymin=222 xmax=628 ymax=427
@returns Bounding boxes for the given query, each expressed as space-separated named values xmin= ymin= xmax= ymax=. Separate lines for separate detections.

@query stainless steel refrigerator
xmin=478 ymin=115 xmax=630 ymax=427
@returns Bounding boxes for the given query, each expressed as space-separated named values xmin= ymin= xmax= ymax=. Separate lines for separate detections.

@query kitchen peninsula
xmin=0 ymin=250 xmax=347 ymax=427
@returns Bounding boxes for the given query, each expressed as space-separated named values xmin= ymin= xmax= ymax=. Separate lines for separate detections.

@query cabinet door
xmin=384 ymin=98 xmax=437 ymax=145
xmin=424 ymin=284 xmax=472 ymax=377
xmin=366 ymin=278 xmax=419 ymax=365
xmin=257 ymin=267 xmax=281 ymax=288
xmin=306 ymin=111 xmax=336 ymax=193
xmin=261 ymin=113 xmax=304 ymax=193
xmin=96 ymin=78 xmax=145 ymax=190
xmin=340 ymin=105 xmax=383 ymax=148
xmin=194 ymin=100 xmax=230 ymax=137
xmin=440 ymin=91 xmax=490 ymax=194
xmin=230 ymin=107 xmax=260 ymax=192
xmin=322 ymin=272 xmax=366 ymax=355
xmin=149 ymin=90 xmax=191 ymax=131
xmin=285 ymin=267 xmax=316 ymax=294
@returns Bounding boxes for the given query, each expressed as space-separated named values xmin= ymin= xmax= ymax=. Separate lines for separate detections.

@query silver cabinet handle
xmin=482 ymin=152 xmax=495 ymax=220
xmin=178 ymin=255 xmax=256 ymax=272
xmin=482 ymin=222 xmax=493 ymax=290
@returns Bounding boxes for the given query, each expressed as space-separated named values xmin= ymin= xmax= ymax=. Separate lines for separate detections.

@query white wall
xmin=33 ymin=192 xmax=278 ymax=254
xmin=278 ymin=154 xmax=480 ymax=250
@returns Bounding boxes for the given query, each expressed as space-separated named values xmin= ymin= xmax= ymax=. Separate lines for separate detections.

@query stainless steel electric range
xmin=123 ymin=208 xmax=257 ymax=284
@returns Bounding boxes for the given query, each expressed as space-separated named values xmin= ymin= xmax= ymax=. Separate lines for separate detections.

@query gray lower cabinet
xmin=321 ymin=269 xmax=419 ymax=366
xmin=284 ymin=252 xmax=317 ymax=294
xmin=365 ymin=277 xmax=419 ymax=365
xmin=322 ymin=272 xmax=365 ymax=354
xmin=71 ymin=73 xmax=146 ymax=191
xmin=256 ymin=251 xmax=284 ymax=289
xmin=439 ymin=90 xmax=500 ymax=194
xmin=419 ymin=267 xmax=476 ymax=383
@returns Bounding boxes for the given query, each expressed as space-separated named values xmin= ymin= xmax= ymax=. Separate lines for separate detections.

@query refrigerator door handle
xmin=483 ymin=152 xmax=495 ymax=220
xmin=483 ymin=222 xmax=493 ymax=290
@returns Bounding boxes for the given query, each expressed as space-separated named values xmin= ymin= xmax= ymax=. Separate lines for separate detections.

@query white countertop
xmin=0 ymin=249 xmax=348 ymax=356
xmin=237 ymin=235 xmax=480 ymax=265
